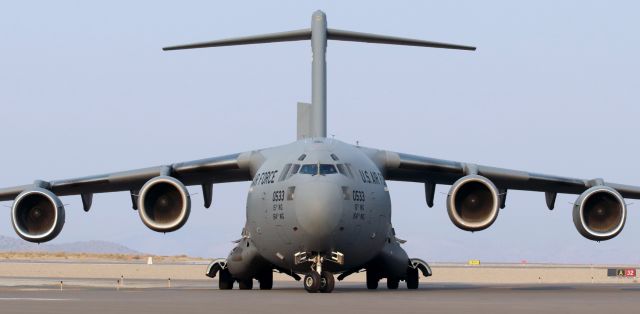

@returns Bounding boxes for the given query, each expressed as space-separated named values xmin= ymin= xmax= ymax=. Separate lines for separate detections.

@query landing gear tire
xmin=406 ymin=267 xmax=419 ymax=289
xmin=259 ymin=271 xmax=273 ymax=290
xmin=238 ymin=279 xmax=253 ymax=290
xmin=304 ymin=272 xmax=321 ymax=293
xmin=319 ymin=271 xmax=335 ymax=293
xmin=366 ymin=271 xmax=379 ymax=290
xmin=219 ymin=269 xmax=234 ymax=290
xmin=387 ymin=277 xmax=399 ymax=290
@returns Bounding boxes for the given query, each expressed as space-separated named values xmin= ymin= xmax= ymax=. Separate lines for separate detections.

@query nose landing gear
xmin=304 ymin=271 xmax=335 ymax=293
xmin=303 ymin=255 xmax=335 ymax=293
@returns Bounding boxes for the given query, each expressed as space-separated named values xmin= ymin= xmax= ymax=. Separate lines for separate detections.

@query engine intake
xmin=447 ymin=175 xmax=500 ymax=231
xmin=573 ymin=186 xmax=626 ymax=241
xmin=138 ymin=176 xmax=191 ymax=232
xmin=11 ymin=188 xmax=65 ymax=243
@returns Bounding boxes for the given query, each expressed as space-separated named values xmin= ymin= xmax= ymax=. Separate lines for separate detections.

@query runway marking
xmin=0 ymin=298 xmax=74 ymax=301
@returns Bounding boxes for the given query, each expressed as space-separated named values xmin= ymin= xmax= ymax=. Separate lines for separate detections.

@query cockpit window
xmin=336 ymin=164 xmax=348 ymax=177
xmin=288 ymin=164 xmax=301 ymax=179
xmin=298 ymin=164 xmax=339 ymax=176
xmin=278 ymin=163 xmax=292 ymax=182
xmin=344 ymin=163 xmax=355 ymax=178
xmin=319 ymin=164 xmax=337 ymax=175
xmin=299 ymin=164 xmax=318 ymax=175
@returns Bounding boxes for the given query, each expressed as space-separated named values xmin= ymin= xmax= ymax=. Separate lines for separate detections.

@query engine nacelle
xmin=447 ymin=175 xmax=500 ymax=231
xmin=573 ymin=186 xmax=626 ymax=241
xmin=138 ymin=176 xmax=191 ymax=232
xmin=11 ymin=188 xmax=65 ymax=243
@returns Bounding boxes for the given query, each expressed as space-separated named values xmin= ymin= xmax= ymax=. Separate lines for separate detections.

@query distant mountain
xmin=0 ymin=235 xmax=141 ymax=255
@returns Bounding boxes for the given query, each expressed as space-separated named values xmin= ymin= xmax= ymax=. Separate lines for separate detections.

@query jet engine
xmin=11 ymin=188 xmax=65 ymax=243
xmin=447 ymin=175 xmax=500 ymax=231
xmin=138 ymin=176 xmax=191 ymax=232
xmin=573 ymin=186 xmax=626 ymax=241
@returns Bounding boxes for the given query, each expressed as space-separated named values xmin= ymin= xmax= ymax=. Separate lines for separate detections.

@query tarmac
xmin=2 ymin=260 xmax=638 ymax=284
xmin=1 ymin=278 xmax=640 ymax=314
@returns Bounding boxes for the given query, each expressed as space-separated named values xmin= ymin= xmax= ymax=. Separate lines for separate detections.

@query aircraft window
xmin=319 ymin=164 xmax=337 ymax=175
xmin=344 ymin=163 xmax=355 ymax=178
xmin=341 ymin=186 xmax=350 ymax=200
xmin=298 ymin=154 xmax=307 ymax=161
xmin=288 ymin=164 xmax=301 ymax=179
xmin=336 ymin=164 xmax=348 ymax=177
xmin=299 ymin=164 xmax=318 ymax=175
xmin=278 ymin=163 xmax=292 ymax=182
xmin=330 ymin=154 xmax=339 ymax=161
xmin=299 ymin=164 xmax=339 ymax=175
xmin=287 ymin=186 xmax=296 ymax=200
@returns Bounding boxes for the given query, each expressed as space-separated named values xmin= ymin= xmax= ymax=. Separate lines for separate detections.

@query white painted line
xmin=0 ymin=298 xmax=74 ymax=301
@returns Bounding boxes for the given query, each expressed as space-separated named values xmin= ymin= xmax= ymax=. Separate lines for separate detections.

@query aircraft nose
xmin=295 ymin=181 xmax=343 ymax=238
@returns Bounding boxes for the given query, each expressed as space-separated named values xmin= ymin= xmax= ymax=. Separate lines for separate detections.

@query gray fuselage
xmin=245 ymin=138 xmax=391 ymax=273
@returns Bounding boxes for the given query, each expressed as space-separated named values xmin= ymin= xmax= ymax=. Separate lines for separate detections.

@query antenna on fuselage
xmin=163 ymin=10 xmax=476 ymax=139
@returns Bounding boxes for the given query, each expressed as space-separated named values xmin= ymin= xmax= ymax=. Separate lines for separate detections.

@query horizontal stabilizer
xmin=327 ymin=28 xmax=476 ymax=51
xmin=163 ymin=29 xmax=311 ymax=51
xmin=163 ymin=28 xmax=475 ymax=52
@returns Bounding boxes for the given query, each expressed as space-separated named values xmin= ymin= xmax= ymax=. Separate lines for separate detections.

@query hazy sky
xmin=1 ymin=1 xmax=639 ymax=263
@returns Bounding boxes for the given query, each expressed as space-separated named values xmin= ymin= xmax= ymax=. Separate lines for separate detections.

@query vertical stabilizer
xmin=162 ymin=11 xmax=475 ymax=140
xmin=310 ymin=11 xmax=328 ymax=138
xmin=297 ymin=102 xmax=312 ymax=140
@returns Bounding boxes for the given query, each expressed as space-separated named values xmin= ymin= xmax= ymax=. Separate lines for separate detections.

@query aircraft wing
xmin=0 ymin=152 xmax=256 ymax=206
xmin=372 ymin=150 xmax=640 ymax=203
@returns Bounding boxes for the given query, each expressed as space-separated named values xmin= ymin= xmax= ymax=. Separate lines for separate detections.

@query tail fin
xmin=163 ymin=10 xmax=475 ymax=139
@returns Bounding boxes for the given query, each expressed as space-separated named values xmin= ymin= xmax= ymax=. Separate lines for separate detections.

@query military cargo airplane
xmin=1 ymin=11 xmax=637 ymax=293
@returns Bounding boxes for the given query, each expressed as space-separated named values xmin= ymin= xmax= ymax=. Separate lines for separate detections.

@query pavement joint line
xmin=0 ymin=298 xmax=75 ymax=301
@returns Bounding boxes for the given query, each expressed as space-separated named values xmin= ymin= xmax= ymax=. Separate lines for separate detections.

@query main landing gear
xmin=365 ymin=258 xmax=431 ymax=290
xmin=207 ymin=258 xmax=274 ymax=290
xmin=219 ymin=268 xmax=234 ymax=290
xmin=218 ymin=268 xmax=273 ymax=290
xmin=303 ymin=255 xmax=335 ymax=293
xmin=366 ymin=270 xmax=412 ymax=290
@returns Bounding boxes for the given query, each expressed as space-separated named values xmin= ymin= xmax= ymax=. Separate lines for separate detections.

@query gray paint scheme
xmin=311 ymin=11 xmax=328 ymax=138
xmin=297 ymin=102 xmax=312 ymax=140
xmin=1 ymin=10 xmax=638 ymax=292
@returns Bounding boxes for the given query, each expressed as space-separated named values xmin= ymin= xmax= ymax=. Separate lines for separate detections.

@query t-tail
xmin=163 ymin=10 xmax=476 ymax=139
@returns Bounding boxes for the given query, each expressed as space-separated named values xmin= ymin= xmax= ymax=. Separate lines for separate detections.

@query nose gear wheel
xmin=319 ymin=271 xmax=335 ymax=293
xmin=304 ymin=272 xmax=321 ymax=293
